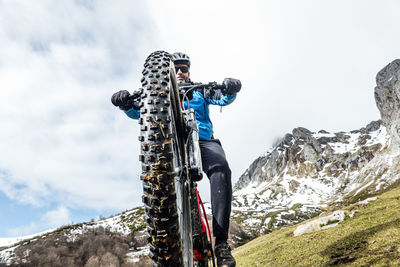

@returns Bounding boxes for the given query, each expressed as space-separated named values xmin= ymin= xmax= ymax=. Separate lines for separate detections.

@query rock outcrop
xmin=375 ymin=59 xmax=400 ymax=153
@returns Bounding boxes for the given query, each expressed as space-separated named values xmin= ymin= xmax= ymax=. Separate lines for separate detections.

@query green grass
xmin=233 ymin=186 xmax=400 ymax=266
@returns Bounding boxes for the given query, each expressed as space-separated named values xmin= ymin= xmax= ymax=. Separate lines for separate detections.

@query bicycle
xmin=133 ymin=51 xmax=228 ymax=266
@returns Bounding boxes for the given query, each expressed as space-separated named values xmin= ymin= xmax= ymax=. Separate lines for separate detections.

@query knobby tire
xmin=138 ymin=51 xmax=192 ymax=267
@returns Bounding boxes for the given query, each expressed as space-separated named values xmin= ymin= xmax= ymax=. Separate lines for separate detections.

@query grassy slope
xmin=233 ymin=186 xmax=400 ymax=267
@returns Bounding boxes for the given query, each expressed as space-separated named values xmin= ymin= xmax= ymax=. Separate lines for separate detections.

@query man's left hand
xmin=222 ymin=78 xmax=241 ymax=95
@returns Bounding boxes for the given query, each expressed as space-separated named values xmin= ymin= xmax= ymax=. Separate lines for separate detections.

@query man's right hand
xmin=111 ymin=90 xmax=140 ymax=110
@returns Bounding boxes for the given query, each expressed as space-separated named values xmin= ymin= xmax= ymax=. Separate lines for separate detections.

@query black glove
xmin=222 ymin=78 xmax=241 ymax=95
xmin=111 ymin=90 xmax=140 ymax=110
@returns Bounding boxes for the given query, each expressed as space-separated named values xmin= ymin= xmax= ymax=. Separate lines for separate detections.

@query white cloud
xmin=0 ymin=0 xmax=154 ymax=212
xmin=42 ymin=206 xmax=71 ymax=229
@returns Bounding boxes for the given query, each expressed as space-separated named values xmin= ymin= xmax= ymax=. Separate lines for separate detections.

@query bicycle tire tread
xmin=139 ymin=51 xmax=183 ymax=266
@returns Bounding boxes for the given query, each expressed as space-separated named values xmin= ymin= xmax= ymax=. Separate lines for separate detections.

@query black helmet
xmin=172 ymin=52 xmax=191 ymax=68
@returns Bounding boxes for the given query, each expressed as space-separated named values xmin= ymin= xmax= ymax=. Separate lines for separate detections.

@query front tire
xmin=138 ymin=51 xmax=192 ymax=266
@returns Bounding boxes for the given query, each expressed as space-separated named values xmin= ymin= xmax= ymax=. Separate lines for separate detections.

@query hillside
xmin=0 ymin=207 xmax=150 ymax=267
xmin=233 ymin=183 xmax=400 ymax=266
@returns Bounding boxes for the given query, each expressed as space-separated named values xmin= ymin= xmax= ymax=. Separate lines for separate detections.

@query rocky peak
xmin=292 ymin=127 xmax=313 ymax=139
xmin=234 ymin=120 xmax=386 ymax=191
xmin=375 ymin=59 xmax=400 ymax=152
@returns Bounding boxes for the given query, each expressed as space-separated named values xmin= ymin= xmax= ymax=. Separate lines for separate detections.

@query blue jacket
xmin=123 ymin=90 xmax=236 ymax=140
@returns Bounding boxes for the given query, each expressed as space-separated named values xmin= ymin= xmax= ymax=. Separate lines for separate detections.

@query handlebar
xmin=124 ymin=81 xmax=225 ymax=104
xmin=178 ymin=82 xmax=226 ymax=91
xmin=178 ymin=82 xmax=226 ymax=103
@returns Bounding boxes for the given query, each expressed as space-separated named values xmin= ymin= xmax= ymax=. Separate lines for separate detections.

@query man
xmin=112 ymin=52 xmax=241 ymax=267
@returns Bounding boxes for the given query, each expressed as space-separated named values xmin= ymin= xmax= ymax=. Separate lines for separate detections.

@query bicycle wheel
xmin=138 ymin=51 xmax=193 ymax=266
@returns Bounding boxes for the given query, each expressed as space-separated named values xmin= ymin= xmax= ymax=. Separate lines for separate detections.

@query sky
xmin=0 ymin=0 xmax=399 ymax=237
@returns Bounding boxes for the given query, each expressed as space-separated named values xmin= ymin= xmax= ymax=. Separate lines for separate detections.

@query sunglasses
xmin=175 ymin=66 xmax=189 ymax=73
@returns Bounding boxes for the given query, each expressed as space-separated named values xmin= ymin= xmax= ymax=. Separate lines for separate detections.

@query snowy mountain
xmin=231 ymin=59 xmax=400 ymax=235
xmin=232 ymin=121 xmax=392 ymax=235
xmin=0 ymin=207 xmax=150 ymax=266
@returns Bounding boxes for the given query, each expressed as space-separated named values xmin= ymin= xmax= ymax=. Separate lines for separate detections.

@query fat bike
xmin=135 ymin=51 xmax=227 ymax=267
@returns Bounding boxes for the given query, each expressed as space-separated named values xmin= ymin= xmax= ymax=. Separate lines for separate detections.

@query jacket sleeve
xmin=205 ymin=91 xmax=237 ymax=106
xmin=123 ymin=108 xmax=140 ymax=120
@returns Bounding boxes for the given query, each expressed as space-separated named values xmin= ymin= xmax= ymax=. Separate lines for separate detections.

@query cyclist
xmin=112 ymin=52 xmax=241 ymax=267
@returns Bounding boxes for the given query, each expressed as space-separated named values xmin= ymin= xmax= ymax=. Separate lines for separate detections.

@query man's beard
xmin=177 ymin=77 xmax=188 ymax=83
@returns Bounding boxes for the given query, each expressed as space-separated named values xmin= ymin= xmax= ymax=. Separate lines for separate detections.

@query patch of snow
xmin=0 ymin=229 xmax=55 ymax=248
xmin=293 ymin=210 xmax=347 ymax=236
xmin=349 ymin=210 xmax=358 ymax=218
xmin=126 ymin=246 xmax=149 ymax=263
xmin=321 ymin=222 xmax=340 ymax=229
xmin=313 ymin=132 xmax=335 ymax=138
xmin=353 ymin=179 xmax=375 ymax=197
xmin=261 ymin=147 xmax=274 ymax=157
xmin=22 ymin=249 xmax=31 ymax=258
xmin=357 ymin=197 xmax=377 ymax=205
xmin=0 ymin=245 xmax=19 ymax=265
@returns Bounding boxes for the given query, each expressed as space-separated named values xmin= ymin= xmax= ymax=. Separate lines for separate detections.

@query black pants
xmin=199 ymin=139 xmax=232 ymax=245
